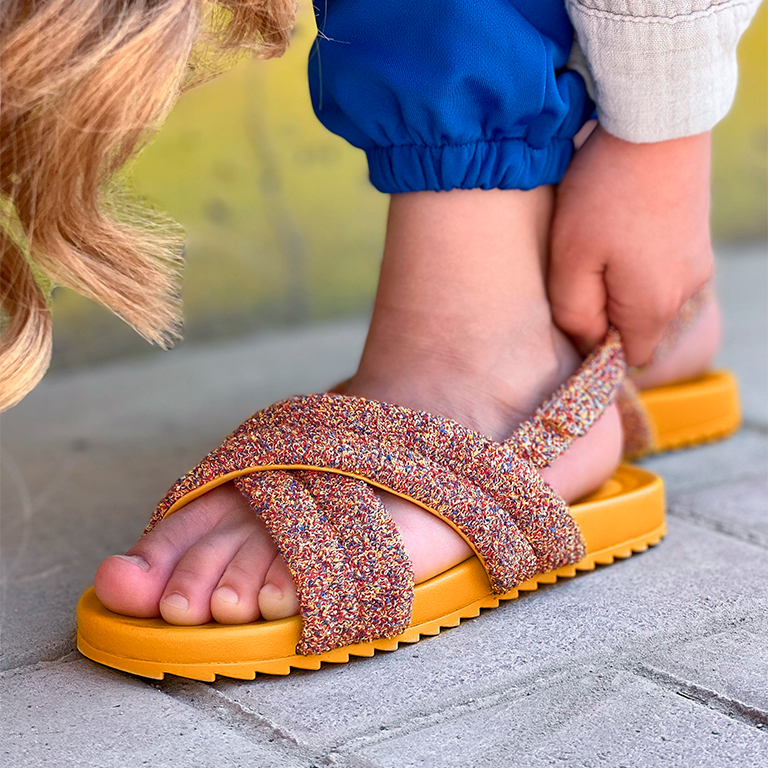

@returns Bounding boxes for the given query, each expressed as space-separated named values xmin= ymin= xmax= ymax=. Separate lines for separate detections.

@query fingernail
xmin=115 ymin=554 xmax=150 ymax=572
xmin=259 ymin=583 xmax=283 ymax=601
xmin=162 ymin=592 xmax=189 ymax=611
xmin=214 ymin=586 xmax=239 ymax=605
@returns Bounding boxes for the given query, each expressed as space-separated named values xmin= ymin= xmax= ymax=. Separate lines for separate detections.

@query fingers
xmin=609 ymin=293 xmax=677 ymax=368
xmin=606 ymin=264 xmax=712 ymax=368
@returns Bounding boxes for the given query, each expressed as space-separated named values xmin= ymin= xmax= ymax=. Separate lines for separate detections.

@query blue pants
xmin=308 ymin=0 xmax=592 ymax=193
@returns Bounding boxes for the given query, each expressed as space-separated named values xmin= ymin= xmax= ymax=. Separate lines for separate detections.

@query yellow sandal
xmin=622 ymin=370 xmax=741 ymax=459
xmin=77 ymin=330 xmax=665 ymax=680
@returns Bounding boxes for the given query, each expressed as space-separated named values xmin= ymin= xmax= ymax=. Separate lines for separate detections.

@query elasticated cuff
xmin=566 ymin=0 xmax=761 ymax=143
xmin=309 ymin=0 xmax=592 ymax=193
xmin=366 ymin=138 xmax=576 ymax=194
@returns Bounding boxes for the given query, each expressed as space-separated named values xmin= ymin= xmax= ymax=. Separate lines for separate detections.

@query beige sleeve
xmin=565 ymin=0 xmax=762 ymax=142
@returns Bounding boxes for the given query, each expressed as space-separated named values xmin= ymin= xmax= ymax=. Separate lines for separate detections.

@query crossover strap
xmin=146 ymin=331 xmax=625 ymax=654
xmin=235 ymin=469 xmax=413 ymax=656
xmin=148 ymin=393 xmax=561 ymax=595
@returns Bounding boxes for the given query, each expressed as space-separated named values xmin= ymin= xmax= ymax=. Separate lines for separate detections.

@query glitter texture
xmin=619 ymin=281 xmax=714 ymax=459
xmin=617 ymin=379 xmax=656 ymax=459
xmin=236 ymin=470 xmax=414 ymax=655
xmin=146 ymin=331 xmax=626 ymax=656
xmin=649 ymin=279 xmax=714 ymax=365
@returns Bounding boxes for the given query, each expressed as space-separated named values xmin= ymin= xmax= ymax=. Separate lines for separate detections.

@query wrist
xmin=599 ymin=124 xmax=711 ymax=157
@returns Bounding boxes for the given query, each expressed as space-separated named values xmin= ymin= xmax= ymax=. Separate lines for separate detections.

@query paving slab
xmin=1 ymin=660 xmax=306 ymax=768
xmin=669 ymin=475 xmax=768 ymax=548
xmin=214 ymin=520 xmax=768 ymax=751
xmin=1 ymin=246 xmax=766 ymax=766
xmin=350 ymin=671 xmax=767 ymax=768
xmin=642 ymin=618 xmax=768 ymax=715
xmin=0 ymin=319 xmax=367 ymax=448
xmin=0 ymin=443 xmax=214 ymax=671
xmin=642 ymin=430 xmax=768 ymax=498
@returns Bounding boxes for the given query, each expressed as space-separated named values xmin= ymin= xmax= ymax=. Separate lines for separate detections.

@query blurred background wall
xmin=49 ymin=2 xmax=768 ymax=370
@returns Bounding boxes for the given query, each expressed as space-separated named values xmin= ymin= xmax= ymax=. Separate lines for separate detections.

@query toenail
xmin=162 ymin=593 xmax=189 ymax=611
xmin=259 ymin=583 xmax=283 ymax=601
xmin=115 ymin=554 xmax=150 ymax=572
xmin=214 ymin=586 xmax=239 ymax=604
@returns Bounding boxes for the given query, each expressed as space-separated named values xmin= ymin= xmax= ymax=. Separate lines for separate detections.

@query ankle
xmin=349 ymin=318 xmax=582 ymax=442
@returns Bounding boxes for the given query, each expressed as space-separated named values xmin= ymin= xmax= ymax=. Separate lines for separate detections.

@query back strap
xmin=507 ymin=327 xmax=625 ymax=467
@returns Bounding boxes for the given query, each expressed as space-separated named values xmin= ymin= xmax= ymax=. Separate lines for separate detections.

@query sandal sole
xmin=638 ymin=370 xmax=741 ymax=456
xmin=77 ymin=464 xmax=664 ymax=680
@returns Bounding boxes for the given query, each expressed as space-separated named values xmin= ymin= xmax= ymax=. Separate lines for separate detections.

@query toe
xmin=94 ymin=505 xmax=218 ymax=619
xmin=211 ymin=519 xmax=278 ymax=624
xmin=94 ymin=553 xmax=161 ymax=618
xmin=94 ymin=483 xmax=256 ymax=619
xmin=258 ymin=555 xmax=300 ymax=621
xmin=159 ymin=522 xmax=253 ymax=625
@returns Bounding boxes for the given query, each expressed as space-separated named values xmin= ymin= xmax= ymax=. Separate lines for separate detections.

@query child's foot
xmin=630 ymin=290 xmax=721 ymax=391
xmin=94 ymin=188 xmax=624 ymax=627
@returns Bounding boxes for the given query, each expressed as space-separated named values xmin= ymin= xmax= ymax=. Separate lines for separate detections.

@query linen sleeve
xmin=565 ymin=0 xmax=762 ymax=142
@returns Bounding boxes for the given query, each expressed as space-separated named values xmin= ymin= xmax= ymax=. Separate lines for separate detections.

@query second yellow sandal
xmin=619 ymin=370 xmax=741 ymax=459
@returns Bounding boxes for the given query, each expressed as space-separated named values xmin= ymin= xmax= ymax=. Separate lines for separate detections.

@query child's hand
xmin=548 ymin=125 xmax=713 ymax=367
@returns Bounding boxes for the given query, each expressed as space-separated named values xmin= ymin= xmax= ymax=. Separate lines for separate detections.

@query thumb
xmin=548 ymin=257 xmax=610 ymax=356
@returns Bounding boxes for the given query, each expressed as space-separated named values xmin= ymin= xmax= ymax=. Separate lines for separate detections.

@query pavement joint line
xmin=325 ymin=673 xmax=577 ymax=756
xmin=133 ymin=596 xmax=768 ymax=756
xmin=633 ymin=665 xmax=768 ymax=730
xmin=667 ymin=505 xmax=768 ymax=550
xmin=0 ymin=650 xmax=80 ymax=680
xmin=741 ymin=420 xmax=768 ymax=436
xmin=152 ymin=676 xmax=323 ymax=763
xmin=324 ymin=606 xmax=768 ymax=754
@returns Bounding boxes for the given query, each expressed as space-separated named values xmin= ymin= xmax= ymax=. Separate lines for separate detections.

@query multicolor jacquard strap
xmin=616 ymin=379 xmax=656 ymax=460
xmin=146 ymin=330 xmax=626 ymax=655
xmin=617 ymin=280 xmax=714 ymax=459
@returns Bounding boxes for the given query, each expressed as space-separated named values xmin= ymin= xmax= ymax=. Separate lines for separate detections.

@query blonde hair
xmin=0 ymin=0 xmax=296 ymax=410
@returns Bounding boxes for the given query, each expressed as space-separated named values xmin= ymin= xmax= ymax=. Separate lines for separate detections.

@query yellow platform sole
xmin=77 ymin=464 xmax=665 ymax=680
xmin=638 ymin=370 xmax=741 ymax=455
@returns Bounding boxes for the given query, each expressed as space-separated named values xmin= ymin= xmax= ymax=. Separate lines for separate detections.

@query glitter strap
xmin=506 ymin=327 xmax=625 ymax=467
xmin=647 ymin=279 xmax=714 ymax=366
xmin=235 ymin=470 xmax=413 ymax=655
xmin=615 ymin=280 xmax=713 ymax=459
xmin=147 ymin=330 xmax=625 ymax=655
xmin=616 ymin=379 xmax=656 ymax=459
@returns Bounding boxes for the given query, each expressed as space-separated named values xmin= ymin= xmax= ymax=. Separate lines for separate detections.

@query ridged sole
xmin=638 ymin=370 xmax=741 ymax=455
xmin=77 ymin=465 xmax=665 ymax=681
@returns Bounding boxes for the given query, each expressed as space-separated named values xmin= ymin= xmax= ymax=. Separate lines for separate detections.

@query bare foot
xmin=631 ymin=293 xmax=721 ymax=391
xmin=94 ymin=188 xmax=623 ymax=627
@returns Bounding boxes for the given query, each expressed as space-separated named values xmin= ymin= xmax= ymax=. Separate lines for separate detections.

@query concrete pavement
xmin=2 ymin=245 xmax=766 ymax=767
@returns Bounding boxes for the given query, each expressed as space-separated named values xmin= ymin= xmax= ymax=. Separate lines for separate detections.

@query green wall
xmin=49 ymin=2 xmax=767 ymax=368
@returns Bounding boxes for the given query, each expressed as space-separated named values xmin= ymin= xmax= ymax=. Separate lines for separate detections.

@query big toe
xmin=93 ymin=483 xmax=252 ymax=619
xmin=94 ymin=553 xmax=164 ymax=618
